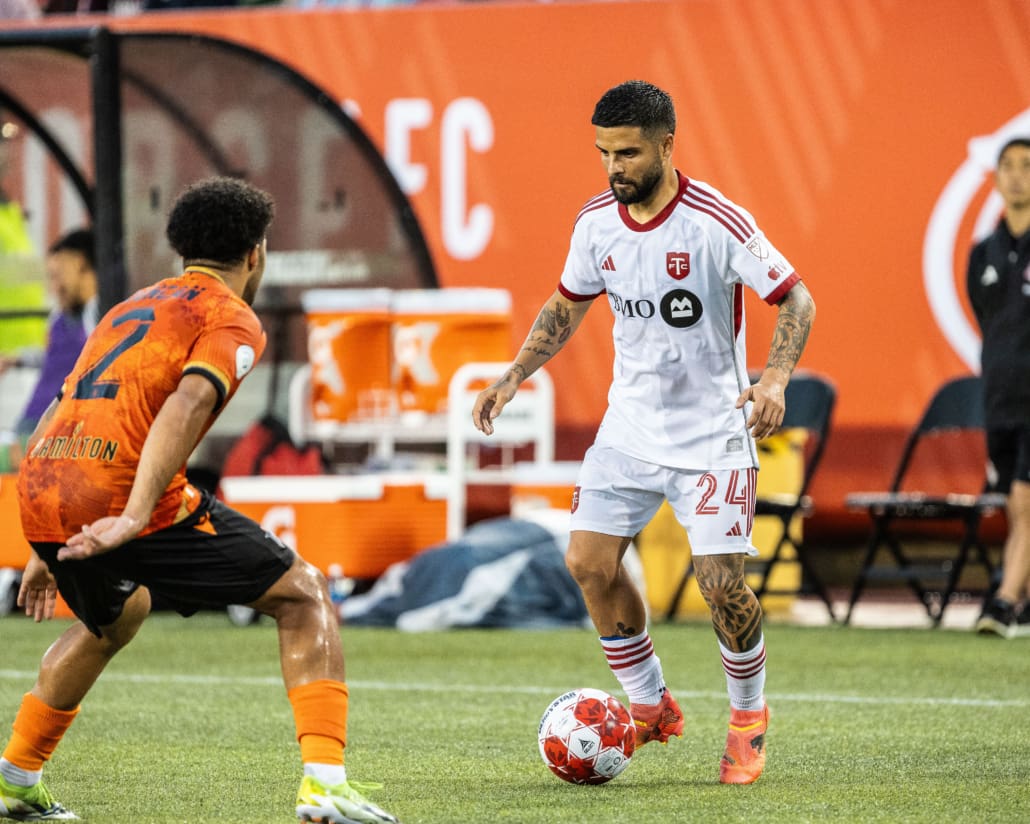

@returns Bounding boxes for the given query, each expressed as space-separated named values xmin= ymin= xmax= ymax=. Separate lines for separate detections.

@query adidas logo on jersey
xmin=725 ymin=522 xmax=743 ymax=537
xmin=601 ymin=255 xmax=616 ymax=272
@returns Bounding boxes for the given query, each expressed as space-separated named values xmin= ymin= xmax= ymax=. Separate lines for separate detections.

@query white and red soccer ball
xmin=537 ymin=688 xmax=635 ymax=784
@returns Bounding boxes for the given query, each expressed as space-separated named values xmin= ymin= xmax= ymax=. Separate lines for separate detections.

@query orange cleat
xmin=629 ymin=689 xmax=684 ymax=748
xmin=720 ymin=704 xmax=769 ymax=784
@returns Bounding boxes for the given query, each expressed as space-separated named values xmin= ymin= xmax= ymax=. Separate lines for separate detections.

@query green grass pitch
xmin=1 ymin=613 xmax=1026 ymax=823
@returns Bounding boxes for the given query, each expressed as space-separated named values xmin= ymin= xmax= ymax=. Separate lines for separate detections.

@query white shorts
xmin=570 ymin=445 xmax=759 ymax=556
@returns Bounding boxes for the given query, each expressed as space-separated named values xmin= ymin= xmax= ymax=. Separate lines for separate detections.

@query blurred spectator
xmin=0 ymin=229 xmax=98 ymax=466
xmin=288 ymin=0 xmax=414 ymax=7
xmin=39 ymin=0 xmax=108 ymax=13
xmin=141 ymin=0 xmax=240 ymax=9
xmin=968 ymin=137 xmax=1030 ymax=638
xmin=0 ymin=0 xmax=40 ymax=18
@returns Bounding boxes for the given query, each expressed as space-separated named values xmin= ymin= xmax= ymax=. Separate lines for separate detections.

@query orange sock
xmin=287 ymin=679 xmax=348 ymax=766
xmin=3 ymin=693 xmax=80 ymax=771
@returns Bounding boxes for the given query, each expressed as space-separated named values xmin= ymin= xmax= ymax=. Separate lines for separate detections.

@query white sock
xmin=304 ymin=763 xmax=347 ymax=787
xmin=719 ymin=635 xmax=766 ymax=711
xmin=600 ymin=630 xmax=666 ymax=705
xmin=0 ymin=758 xmax=41 ymax=787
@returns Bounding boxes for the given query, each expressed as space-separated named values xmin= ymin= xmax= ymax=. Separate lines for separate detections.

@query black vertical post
xmin=90 ymin=27 xmax=125 ymax=315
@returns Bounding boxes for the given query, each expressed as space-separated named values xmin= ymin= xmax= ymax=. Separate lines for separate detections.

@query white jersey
xmin=559 ymin=171 xmax=800 ymax=470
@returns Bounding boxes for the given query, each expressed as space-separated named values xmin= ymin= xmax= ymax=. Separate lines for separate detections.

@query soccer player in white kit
xmin=472 ymin=80 xmax=815 ymax=784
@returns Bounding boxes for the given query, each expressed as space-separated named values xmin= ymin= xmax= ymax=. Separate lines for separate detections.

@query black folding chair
xmin=843 ymin=375 xmax=1004 ymax=626
xmin=746 ymin=373 xmax=837 ymax=620
xmin=664 ymin=371 xmax=837 ymax=621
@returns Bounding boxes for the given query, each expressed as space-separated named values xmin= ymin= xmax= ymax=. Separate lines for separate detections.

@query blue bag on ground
xmin=340 ymin=517 xmax=588 ymax=631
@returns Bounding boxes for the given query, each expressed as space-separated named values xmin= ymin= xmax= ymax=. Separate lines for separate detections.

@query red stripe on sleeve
xmin=558 ymin=282 xmax=605 ymax=301
xmin=764 ymin=272 xmax=801 ymax=305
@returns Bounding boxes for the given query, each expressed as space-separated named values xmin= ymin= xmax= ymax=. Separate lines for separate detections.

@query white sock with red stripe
xmin=600 ymin=630 xmax=665 ymax=705
xmin=719 ymin=635 xmax=766 ymax=711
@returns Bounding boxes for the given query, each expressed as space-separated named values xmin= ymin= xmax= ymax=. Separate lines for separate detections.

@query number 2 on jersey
xmin=72 ymin=308 xmax=155 ymax=400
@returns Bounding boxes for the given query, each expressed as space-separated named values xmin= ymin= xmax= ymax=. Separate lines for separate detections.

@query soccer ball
xmin=537 ymin=688 xmax=635 ymax=784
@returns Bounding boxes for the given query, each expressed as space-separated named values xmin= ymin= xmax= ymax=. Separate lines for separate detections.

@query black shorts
xmin=32 ymin=491 xmax=295 ymax=637
xmin=986 ymin=426 xmax=1030 ymax=494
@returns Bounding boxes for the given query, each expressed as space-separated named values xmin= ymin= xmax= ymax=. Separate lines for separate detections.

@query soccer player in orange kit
xmin=0 ymin=177 xmax=400 ymax=824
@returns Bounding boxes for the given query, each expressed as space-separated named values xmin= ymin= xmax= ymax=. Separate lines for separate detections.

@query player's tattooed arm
xmin=503 ymin=290 xmax=593 ymax=386
xmin=476 ymin=289 xmax=594 ymax=435
xmin=740 ymin=281 xmax=815 ymax=439
xmin=694 ymin=555 xmax=764 ymax=652
xmin=520 ymin=299 xmax=575 ymax=359
xmin=766 ymin=281 xmax=815 ymax=376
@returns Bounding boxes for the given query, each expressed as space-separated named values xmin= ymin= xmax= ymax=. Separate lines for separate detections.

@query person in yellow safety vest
xmin=0 ymin=198 xmax=33 ymax=255
xmin=0 ymin=118 xmax=34 ymax=254
xmin=0 ymin=116 xmax=46 ymax=472
xmin=0 ymin=116 xmax=46 ymax=359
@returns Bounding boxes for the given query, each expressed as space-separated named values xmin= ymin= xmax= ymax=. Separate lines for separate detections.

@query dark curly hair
xmin=166 ymin=176 xmax=275 ymax=265
xmin=591 ymin=81 xmax=676 ymax=140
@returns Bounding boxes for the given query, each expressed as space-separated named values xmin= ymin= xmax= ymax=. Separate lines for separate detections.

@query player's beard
xmin=609 ymin=157 xmax=664 ymax=205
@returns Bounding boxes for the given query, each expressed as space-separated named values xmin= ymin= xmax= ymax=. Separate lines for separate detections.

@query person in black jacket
xmin=966 ymin=136 xmax=1030 ymax=638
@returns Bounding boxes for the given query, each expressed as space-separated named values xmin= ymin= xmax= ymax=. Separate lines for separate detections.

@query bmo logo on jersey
xmin=609 ymin=289 xmax=703 ymax=328
xmin=660 ymin=289 xmax=703 ymax=328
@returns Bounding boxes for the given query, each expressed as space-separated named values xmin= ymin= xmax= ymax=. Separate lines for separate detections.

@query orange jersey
xmin=18 ymin=268 xmax=266 ymax=542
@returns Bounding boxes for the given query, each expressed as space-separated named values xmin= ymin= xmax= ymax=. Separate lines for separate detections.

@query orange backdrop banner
xmin=19 ymin=0 xmax=1030 ymax=525
xmin=104 ymin=0 xmax=1029 ymax=424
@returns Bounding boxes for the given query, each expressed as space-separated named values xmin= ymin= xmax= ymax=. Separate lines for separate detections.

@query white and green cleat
xmin=296 ymin=775 xmax=399 ymax=824
xmin=0 ymin=776 xmax=78 ymax=821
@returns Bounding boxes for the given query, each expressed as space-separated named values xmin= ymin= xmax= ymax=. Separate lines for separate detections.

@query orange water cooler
xmin=219 ymin=474 xmax=448 ymax=578
xmin=302 ymin=288 xmax=394 ymax=423
xmin=390 ymin=288 xmax=512 ymax=415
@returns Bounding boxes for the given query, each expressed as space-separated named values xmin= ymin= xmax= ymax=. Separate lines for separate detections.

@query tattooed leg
xmin=694 ymin=554 xmax=763 ymax=652
xmin=564 ymin=532 xmax=644 ymax=637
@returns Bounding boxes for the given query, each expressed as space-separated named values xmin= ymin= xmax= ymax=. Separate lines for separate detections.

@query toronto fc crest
xmin=666 ymin=252 xmax=690 ymax=279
